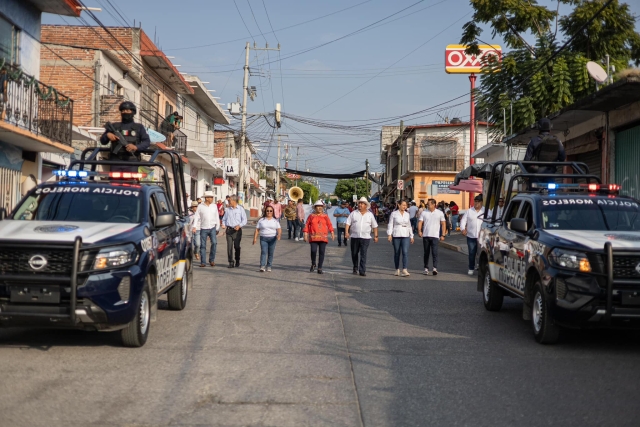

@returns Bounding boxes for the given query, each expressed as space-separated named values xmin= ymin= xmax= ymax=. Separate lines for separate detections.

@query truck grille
xmin=0 ymin=248 xmax=74 ymax=276
xmin=613 ymin=255 xmax=640 ymax=279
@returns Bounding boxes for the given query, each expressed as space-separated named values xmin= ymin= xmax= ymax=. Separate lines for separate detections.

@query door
xmin=495 ymin=200 xmax=525 ymax=295
xmin=615 ymin=125 xmax=640 ymax=200
xmin=152 ymin=191 xmax=179 ymax=293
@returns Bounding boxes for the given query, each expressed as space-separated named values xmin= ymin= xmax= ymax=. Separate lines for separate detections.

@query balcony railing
xmin=140 ymin=109 xmax=187 ymax=156
xmin=0 ymin=61 xmax=73 ymax=146
xmin=419 ymin=157 xmax=465 ymax=172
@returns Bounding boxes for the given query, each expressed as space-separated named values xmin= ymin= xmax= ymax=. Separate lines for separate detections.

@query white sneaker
xmin=267 ymin=267 xmax=272 ymax=272
xmin=394 ymin=269 xmax=400 ymax=276
xmin=432 ymin=268 xmax=438 ymax=276
xmin=260 ymin=266 xmax=266 ymax=272
xmin=467 ymin=270 xmax=474 ymax=275
xmin=401 ymin=269 xmax=410 ymax=277
xmin=295 ymin=237 xmax=299 ymax=241
xmin=423 ymin=268 xmax=429 ymax=275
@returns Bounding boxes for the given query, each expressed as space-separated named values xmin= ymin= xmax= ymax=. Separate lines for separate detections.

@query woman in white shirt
xmin=387 ymin=200 xmax=414 ymax=277
xmin=253 ymin=206 xmax=282 ymax=272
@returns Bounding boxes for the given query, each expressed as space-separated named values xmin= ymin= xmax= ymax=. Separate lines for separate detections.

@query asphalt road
xmin=2 ymin=225 xmax=640 ymax=426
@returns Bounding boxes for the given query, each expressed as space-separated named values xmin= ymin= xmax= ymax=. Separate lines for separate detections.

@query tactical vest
xmin=111 ymin=122 xmax=144 ymax=160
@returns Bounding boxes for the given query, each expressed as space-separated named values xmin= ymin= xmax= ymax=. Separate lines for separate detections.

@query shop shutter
xmin=615 ymin=125 xmax=640 ymax=200
xmin=574 ymin=150 xmax=601 ymax=180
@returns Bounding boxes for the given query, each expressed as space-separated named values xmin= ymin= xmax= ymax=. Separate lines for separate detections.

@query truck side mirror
xmin=0 ymin=208 xmax=6 ymax=221
xmin=510 ymin=218 xmax=528 ymax=234
xmin=155 ymin=212 xmax=175 ymax=228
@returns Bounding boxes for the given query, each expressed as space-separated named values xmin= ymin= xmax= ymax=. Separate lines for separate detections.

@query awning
xmin=449 ymin=179 xmax=483 ymax=193
xmin=453 ymin=163 xmax=493 ymax=185
xmin=186 ymin=150 xmax=219 ymax=170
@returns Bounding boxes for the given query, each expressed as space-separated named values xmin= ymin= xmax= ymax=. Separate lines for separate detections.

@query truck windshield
xmin=12 ymin=187 xmax=142 ymax=223
xmin=541 ymin=199 xmax=640 ymax=231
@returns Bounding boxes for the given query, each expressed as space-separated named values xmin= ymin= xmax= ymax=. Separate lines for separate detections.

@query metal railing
xmin=140 ymin=110 xmax=187 ymax=155
xmin=0 ymin=61 xmax=73 ymax=146
xmin=419 ymin=157 xmax=465 ymax=172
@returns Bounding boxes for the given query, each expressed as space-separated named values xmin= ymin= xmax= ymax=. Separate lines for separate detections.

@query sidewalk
xmin=441 ymin=231 xmax=468 ymax=255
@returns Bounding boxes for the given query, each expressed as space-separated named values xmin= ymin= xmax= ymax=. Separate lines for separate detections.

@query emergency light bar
xmin=54 ymin=170 xmax=147 ymax=180
xmin=531 ymin=182 xmax=621 ymax=194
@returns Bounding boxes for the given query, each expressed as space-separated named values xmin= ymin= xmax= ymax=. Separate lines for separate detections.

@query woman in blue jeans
xmin=253 ymin=206 xmax=282 ymax=272
xmin=386 ymin=200 xmax=415 ymax=276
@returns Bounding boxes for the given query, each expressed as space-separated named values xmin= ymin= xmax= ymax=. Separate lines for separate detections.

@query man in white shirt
xmin=488 ymin=197 xmax=505 ymax=221
xmin=460 ymin=195 xmax=485 ymax=275
xmin=346 ymin=197 xmax=379 ymax=276
xmin=193 ymin=190 xmax=220 ymax=267
xmin=188 ymin=201 xmax=201 ymax=261
xmin=408 ymin=201 xmax=419 ymax=233
xmin=418 ymin=199 xmax=446 ymax=275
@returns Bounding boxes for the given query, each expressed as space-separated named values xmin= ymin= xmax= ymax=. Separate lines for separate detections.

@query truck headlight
xmin=93 ymin=244 xmax=137 ymax=270
xmin=549 ymin=248 xmax=591 ymax=272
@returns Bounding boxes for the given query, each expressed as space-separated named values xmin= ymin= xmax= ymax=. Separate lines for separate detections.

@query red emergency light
xmin=109 ymin=172 xmax=147 ymax=179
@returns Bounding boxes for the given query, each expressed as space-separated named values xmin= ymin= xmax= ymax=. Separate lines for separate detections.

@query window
xmin=518 ymin=201 xmax=535 ymax=232
xmin=0 ymin=15 xmax=20 ymax=66
xmin=165 ymin=101 xmax=173 ymax=117
xmin=196 ymin=114 xmax=201 ymax=139
xmin=108 ymin=77 xmax=122 ymax=96
xmin=153 ymin=192 xmax=170 ymax=214
xmin=418 ymin=137 xmax=463 ymax=172
xmin=503 ymin=200 xmax=521 ymax=229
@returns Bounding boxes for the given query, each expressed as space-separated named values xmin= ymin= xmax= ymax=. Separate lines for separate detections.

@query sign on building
xmin=211 ymin=158 xmax=239 ymax=177
xmin=286 ymin=173 xmax=301 ymax=179
xmin=397 ymin=180 xmax=404 ymax=190
xmin=432 ymin=180 xmax=459 ymax=194
xmin=445 ymin=44 xmax=502 ymax=74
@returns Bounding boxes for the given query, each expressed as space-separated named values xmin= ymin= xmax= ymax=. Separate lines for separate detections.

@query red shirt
xmin=303 ymin=213 xmax=334 ymax=243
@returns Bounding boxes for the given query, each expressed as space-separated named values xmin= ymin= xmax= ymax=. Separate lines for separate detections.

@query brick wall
xmin=100 ymin=94 xmax=124 ymax=126
xmin=214 ymin=131 xmax=234 ymax=158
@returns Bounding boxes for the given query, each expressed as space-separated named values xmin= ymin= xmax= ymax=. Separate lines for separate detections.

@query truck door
xmin=496 ymin=200 xmax=524 ymax=295
xmin=152 ymin=191 xmax=179 ymax=293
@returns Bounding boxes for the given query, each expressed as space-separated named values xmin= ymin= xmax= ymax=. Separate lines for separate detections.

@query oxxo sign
xmin=445 ymin=44 xmax=502 ymax=74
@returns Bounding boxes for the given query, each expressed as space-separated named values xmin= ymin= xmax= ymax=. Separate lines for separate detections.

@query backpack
xmin=532 ymin=135 xmax=561 ymax=162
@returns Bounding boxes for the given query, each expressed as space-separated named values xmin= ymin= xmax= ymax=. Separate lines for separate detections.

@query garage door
xmin=574 ymin=150 xmax=601 ymax=180
xmin=615 ymin=125 xmax=640 ymax=200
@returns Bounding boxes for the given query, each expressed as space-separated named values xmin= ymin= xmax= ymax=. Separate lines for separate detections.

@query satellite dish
xmin=586 ymin=61 xmax=608 ymax=83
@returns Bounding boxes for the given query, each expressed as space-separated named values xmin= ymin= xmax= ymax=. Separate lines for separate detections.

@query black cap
xmin=474 ymin=194 xmax=483 ymax=202
xmin=538 ymin=118 xmax=551 ymax=132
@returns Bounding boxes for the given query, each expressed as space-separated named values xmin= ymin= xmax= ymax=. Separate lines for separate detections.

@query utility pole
xmin=276 ymin=134 xmax=288 ymax=199
xmin=295 ymin=147 xmax=300 ymax=186
xmin=238 ymin=41 xmax=280 ymax=204
xmin=365 ymin=159 xmax=370 ymax=198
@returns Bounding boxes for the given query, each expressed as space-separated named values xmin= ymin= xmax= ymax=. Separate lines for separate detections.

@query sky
xmin=43 ymin=0 xmax=640 ymax=194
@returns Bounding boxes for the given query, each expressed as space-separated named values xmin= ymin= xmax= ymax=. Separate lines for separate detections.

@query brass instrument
xmin=288 ymin=186 xmax=304 ymax=202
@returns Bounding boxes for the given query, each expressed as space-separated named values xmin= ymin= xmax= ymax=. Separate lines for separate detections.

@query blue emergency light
xmin=547 ymin=183 xmax=557 ymax=190
xmin=54 ymin=170 xmax=88 ymax=178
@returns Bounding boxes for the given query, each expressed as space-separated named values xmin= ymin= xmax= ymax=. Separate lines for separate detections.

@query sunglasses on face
xmin=265 ymin=209 xmax=274 ymax=213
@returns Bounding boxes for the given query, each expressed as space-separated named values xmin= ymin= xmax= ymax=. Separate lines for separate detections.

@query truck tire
xmin=481 ymin=262 xmax=503 ymax=311
xmin=167 ymin=260 xmax=188 ymax=310
xmin=121 ymin=277 xmax=152 ymax=347
xmin=531 ymin=280 xmax=560 ymax=344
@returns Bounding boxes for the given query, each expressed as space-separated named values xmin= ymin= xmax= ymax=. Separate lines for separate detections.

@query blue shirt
xmin=334 ymin=207 xmax=350 ymax=225
xmin=223 ymin=205 xmax=247 ymax=228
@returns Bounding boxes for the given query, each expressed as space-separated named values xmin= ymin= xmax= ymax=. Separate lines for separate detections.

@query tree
xmin=334 ymin=178 xmax=371 ymax=201
xmin=298 ymin=181 xmax=319 ymax=203
xmin=460 ymin=0 xmax=640 ymax=140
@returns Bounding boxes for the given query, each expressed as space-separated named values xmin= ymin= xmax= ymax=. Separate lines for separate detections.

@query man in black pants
xmin=345 ymin=197 xmax=379 ymax=276
xmin=222 ymin=195 xmax=247 ymax=268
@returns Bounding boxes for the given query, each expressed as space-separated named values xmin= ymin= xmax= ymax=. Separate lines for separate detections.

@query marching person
xmin=284 ymin=199 xmax=298 ymax=239
xmin=296 ymin=199 xmax=306 ymax=241
xmin=387 ymin=200 xmax=414 ymax=277
xmin=253 ymin=205 xmax=282 ymax=272
xmin=189 ymin=201 xmax=200 ymax=261
xmin=100 ymin=101 xmax=150 ymax=170
xmin=271 ymin=197 xmax=282 ymax=221
xmin=193 ymin=191 xmax=220 ymax=268
xmin=408 ymin=201 xmax=419 ymax=233
xmin=222 ymin=195 xmax=248 ymax=268
xmin=303 ymin=200 xmax=335 ymax=274
xmin=333 ymin=200 xmax=351 ymax=247
xmin=345 ymin=197 xmax=378 ymax=276
xmin=418 ymin=199 xmax=446 ymax=275
xmin=460 ymin=195 xmax=485 ymax=275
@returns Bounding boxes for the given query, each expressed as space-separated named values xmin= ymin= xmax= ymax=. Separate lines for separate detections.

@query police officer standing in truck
xmin=524 ymin=118 xmax=566 ymax=174
xmin=100 ymin=101 xmax=151 ymax=167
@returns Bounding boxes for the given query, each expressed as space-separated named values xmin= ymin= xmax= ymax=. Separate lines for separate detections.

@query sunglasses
xmin=265 ymin=209 xmax=274 ymax=213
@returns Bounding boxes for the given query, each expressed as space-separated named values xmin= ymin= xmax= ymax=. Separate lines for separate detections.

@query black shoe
xmin=343 ymin=241 xmax=347 ymax=246
xmin=318 ymin=269 xmax=324 ymax=274
xmin=359 ymin=272 xmax=366 ymax=277
xmin=353 ymin=267 xmax=358 ymax=275
xmin=310 ymin=264 xmax=316 ymax=272
xmin=228 ymin=263 xmax=235 ymax=268
xmin=338 ymin=244 xmax=341 ymax=247
xmin=235 ymin=261 xmax=240 ymax=268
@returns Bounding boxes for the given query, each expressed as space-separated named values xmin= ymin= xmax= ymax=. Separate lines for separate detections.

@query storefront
xmin=615 ymin=124 xmax=640 ymax=200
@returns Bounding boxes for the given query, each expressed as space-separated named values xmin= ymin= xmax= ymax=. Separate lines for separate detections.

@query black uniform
xmin=100 ymin=121 xmax=151 ymax=161
xmin=523 ymin=131 xmax=566 ymax=174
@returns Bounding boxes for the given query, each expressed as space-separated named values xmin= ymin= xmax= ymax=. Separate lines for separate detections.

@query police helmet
xmin=538 ymin=118 xmax=552 ymax=132
xmin=119 ymin=101 xmax=137 ymax=114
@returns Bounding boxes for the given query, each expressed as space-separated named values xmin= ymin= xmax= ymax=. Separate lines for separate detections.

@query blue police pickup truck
xmin=477 ymin=160 xmax=640 ymax=344
xmin=0 ymin=149 xmax=193 ymax=347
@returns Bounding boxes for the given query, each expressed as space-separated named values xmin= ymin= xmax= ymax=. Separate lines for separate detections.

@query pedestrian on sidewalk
xmin=460 ymin=195 xmax=485 ymax=275
xmin=333 ymin=200 xmax=350 ymax=247
xmin=193 ymin=191 xmax=220 ymax=267
xmin=418 ymin=199 xmax=446 ymax=275
xmin=346 ymin=197 xmax=379 ymax=276
xmin=253 ymin=205 xmax=282 ymax=272
xmin=296 ymin=199 xmax=306 ymax=241
xmin=387 ymin=200 xmax=414 ymax=277
xmin=222 ymin=195 xmax=247 ymax=268
xmin=303 ymin=200 xmax=335 ymax=274
xmin=450 ymin=201 xmax=459 ymax=231
xmin=188 ymin=201 xmax=200 ymax=261
xmin=284 ymin=199 xmax=298 ymax=239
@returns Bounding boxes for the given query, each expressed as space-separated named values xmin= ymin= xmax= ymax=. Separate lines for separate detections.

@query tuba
xmin=288 ymin=186 xmax=304 ymax=202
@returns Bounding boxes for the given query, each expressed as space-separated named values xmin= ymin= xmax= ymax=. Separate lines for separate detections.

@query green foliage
xmin=463 ymin=0 xmax=640 ymax=140
xmin=298 ymin=181 xmax=319 ymax=202
xmin=334 ymin=179 xmax=371 ymax=201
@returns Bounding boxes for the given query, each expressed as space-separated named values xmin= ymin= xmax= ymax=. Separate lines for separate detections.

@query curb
xmin=441 ymin=241 xmax=463 ymax=253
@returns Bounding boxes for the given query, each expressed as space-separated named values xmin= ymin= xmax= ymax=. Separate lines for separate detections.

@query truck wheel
xmin=121 ymin=278 xmax=151 ymax=347
xmin=167 ymin=262 xmax=188 ymax=310
xmin=531 ymin=280 xmax=560 ymax=344
xmin=482 ymin=265 xmax=503 ymax=311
